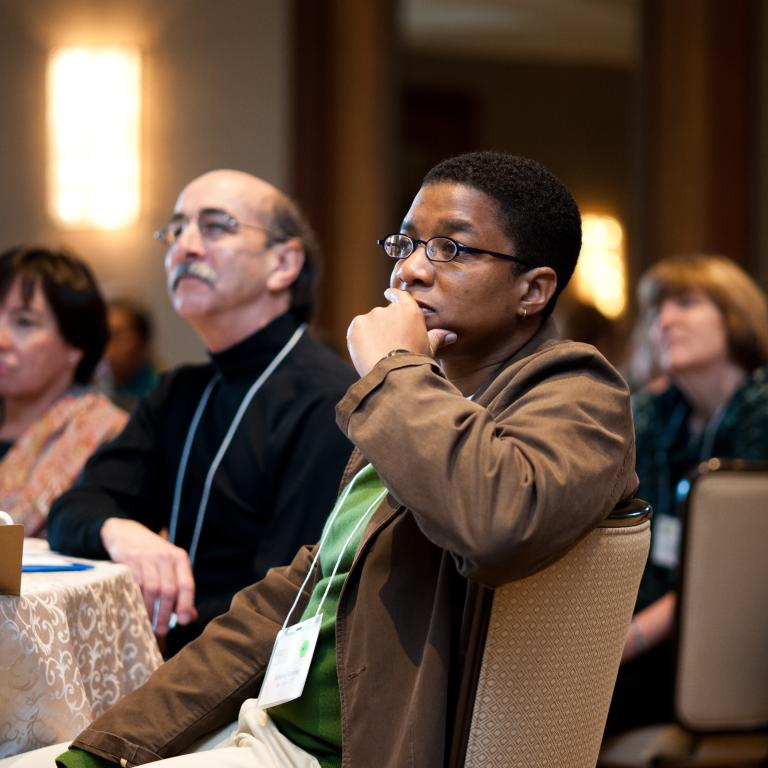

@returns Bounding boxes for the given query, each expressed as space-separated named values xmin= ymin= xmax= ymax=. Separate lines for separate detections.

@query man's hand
xmin=100 ymin=518 xmax=198 ymax=636
xmin=346 ymin=288 xmax=457 ymax=377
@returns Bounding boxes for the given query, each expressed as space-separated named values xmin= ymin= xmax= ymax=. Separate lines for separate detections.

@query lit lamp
xmin=48 ymin=46 xmax=141 ymax=229
xmin=572 ymin=213 xmax=627 ymax=318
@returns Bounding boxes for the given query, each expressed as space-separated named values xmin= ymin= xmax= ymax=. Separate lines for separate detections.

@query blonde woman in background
xmin=0 ymin=246 xmax=127 ymax=536
xmin=606 ymin=254 xmax=768 ymax=734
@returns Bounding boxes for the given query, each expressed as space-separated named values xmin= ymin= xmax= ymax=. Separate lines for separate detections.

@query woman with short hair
xmin=0 ymin=246 xmax=128 ymax=536
xmin=607 ymin=253 xmax=768 ymax=733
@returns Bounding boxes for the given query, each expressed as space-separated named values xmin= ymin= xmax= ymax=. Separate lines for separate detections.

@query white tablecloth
xmin=0 ymin=542 xmax=162 ymax=757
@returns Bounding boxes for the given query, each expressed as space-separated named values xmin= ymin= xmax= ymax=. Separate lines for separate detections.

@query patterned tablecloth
xmin=0 ymin=542 xmax=163 ymax=757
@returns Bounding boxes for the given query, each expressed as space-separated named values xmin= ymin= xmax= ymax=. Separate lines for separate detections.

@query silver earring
xmin=521 ymin=307 xmax=527 ymax=320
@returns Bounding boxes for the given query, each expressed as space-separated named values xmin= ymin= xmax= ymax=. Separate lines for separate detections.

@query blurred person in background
xmin=101 ymin=297 xmax=159 ymax=411
xmin=606 ymin=253 xmax=768 ymax=734
xmin=0 ymin=246 xmax=128 ymax=536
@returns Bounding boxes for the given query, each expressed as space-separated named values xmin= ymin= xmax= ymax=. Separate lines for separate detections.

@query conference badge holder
xmin=256 ymin=613 xmax=322 ymax=709
xmin=650 ymin=514 xmax=681 ymax=570
xmin=255 ymin=464 xmax=388 ymax=710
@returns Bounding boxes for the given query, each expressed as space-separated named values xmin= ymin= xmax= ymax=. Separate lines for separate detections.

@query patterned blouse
xmin=0 ymin=391 xmax=127 ymax=536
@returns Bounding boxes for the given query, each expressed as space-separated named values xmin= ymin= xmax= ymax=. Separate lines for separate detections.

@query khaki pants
xmin=0 ymin=700 xmax=321 ymax=768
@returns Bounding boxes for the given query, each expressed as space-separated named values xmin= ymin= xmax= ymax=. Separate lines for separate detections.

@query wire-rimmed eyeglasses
xmin=154 ymin=208 xmax=273 ymax=246
xmin=376 ymin=233 xmax=536 ymax=268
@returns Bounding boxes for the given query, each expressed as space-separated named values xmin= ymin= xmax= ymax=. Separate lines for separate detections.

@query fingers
xmin=100 ymin=519 xmax=197 ymax=636
xmin=348 ymin=288 xmax=439 ymax=376
xmin=149 ymin=555 xmax=178 ymax=636
xmin=387 ymin=290 xmax=457 ymax=356
xmin=427 ymin=329 xmax=458 ymax=356
xmin=126 ymin=559 xmax=155 ymax=618
xmin=384 ymin=287 xmax=418 ymax=307
xmin=173 ymin=557 xmax=198 ymax=626
xmin=146 ymin=546 xmax=196 ymax=636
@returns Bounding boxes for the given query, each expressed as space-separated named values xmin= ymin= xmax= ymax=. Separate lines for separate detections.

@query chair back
xmin=674 ymin=460 xmax=768 ymax=731
xmin=456 ymin=498 xmax=651 ymax=768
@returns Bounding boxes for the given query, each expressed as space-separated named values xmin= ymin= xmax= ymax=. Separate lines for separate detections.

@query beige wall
xmin=0 ymin=0 xmax=291 ymax=368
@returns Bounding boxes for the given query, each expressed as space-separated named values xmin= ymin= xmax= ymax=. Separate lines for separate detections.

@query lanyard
xmin=255 ymin=471 xmax=387 ymax=711
xmin=656 ymin=398 xmax=727 ymax=517
xmin=168 ymin=323 xmax=307 ymax=565
xmin=281 ymin=465 xmax=388 ymax=630
xmin=699 ymin=402 xmax=726 ymax=460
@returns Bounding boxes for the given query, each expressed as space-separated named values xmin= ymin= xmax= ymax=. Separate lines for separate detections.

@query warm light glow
xmin=572 ymin=213 xmax=627 ymax=318
xmin=48 ymin=47 xmax=141 ymax=229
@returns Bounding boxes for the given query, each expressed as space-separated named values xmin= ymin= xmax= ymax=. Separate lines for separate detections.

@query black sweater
xmin=48 ymin=312 xmax=355 ymax=649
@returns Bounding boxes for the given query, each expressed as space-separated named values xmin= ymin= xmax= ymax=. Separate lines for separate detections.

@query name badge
xmin=650 ymin=514 xmax=682 ymax=569
xmin=257 ymin=614 xmax=322 ymax=709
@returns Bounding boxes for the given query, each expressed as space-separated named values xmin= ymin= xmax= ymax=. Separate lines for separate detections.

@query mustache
xmin=169 ymin=261 xmax=218 ymax=291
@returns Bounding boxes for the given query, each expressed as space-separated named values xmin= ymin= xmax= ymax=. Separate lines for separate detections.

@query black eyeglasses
xmin=376 ymin=233 xmax=536 ymax=268
xmin=154 ymin=209 xmax=273 ymax=246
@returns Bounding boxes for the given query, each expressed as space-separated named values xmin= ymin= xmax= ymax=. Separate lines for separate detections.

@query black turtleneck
xmin=49 ymin=312 xmax=355 ymax=651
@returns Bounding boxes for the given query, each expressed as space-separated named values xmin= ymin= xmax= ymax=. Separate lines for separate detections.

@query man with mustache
xmin=47 ymin=170 xmax=355 ymax=654
xmin=28 ymin=152 xmax=637 ymax=768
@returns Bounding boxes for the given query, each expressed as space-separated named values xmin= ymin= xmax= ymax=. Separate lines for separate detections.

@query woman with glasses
xmin=606 ymin=253 xmax=768 ymax=734
xmin=0 ymin=246 xmax=127 ymax=536
xmin=45 ymin=152 xmax=637 ymax=768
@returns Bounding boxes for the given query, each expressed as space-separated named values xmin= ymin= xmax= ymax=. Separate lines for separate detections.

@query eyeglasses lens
xmin=198 ymin=212 xmax=237 ymax=239
xmin=157 ymin=213 xmax=238 ymax=245
xmin=384 ymin=234 xmax=411 ymax=259
xmin=157 ymin=219 xmax=184 ymax=245
xmin=426 ymin=238 xmax=456 ymax=262
xmin=383 ymin=234 xmax=458 ymax=262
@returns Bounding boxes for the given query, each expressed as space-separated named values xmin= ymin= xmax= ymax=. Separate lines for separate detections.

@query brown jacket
xmin=70 ymin=323 xmax=638 ymax=767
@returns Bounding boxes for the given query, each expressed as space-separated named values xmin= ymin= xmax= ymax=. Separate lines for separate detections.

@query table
xmin=0 ymin=542 xmax=163 ymax=757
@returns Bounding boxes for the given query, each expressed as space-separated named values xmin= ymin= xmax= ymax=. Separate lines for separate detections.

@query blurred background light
xmin=572 ymin=213 xmax=627 ymax=319
xmin=48 ymin=46 xmax=141 ymax=230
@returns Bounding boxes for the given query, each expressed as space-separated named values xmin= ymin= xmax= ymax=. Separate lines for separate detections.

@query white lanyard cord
xmin=281 ymin=480 xmax=355 ymax=630
xmin=168 ymin=375 xmax=220 ymax=544
xmin=281 ymin=471 xmax=387 ymax=630
xmin=170 ymin=323 xmax=307 ymax=565
xmin=313 ymin=487 xmax=388 ymax=618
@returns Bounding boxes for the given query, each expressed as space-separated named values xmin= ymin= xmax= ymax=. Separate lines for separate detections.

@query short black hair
xmin=0 ymin=246 xmax=109 ymax=384
xmin=268 ymin=195 xmax=320 ymax=323
xmin=423 ymin=152 xmax=581 ymax=317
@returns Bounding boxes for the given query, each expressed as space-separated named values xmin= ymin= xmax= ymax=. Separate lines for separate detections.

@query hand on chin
xmin=346 ymin=289 xmax=457 ymax=377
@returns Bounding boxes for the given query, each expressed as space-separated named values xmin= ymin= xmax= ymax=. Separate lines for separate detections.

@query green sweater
xmin=57 ymin=464 xmax=386 ymax=768
xmin=268 ymin=464 xmax=386 ymax=767
xmin=56 ymin=749 xmax=115 ymax=768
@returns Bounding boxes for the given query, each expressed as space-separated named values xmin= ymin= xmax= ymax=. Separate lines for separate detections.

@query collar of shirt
xmin=209 ymin=311 xmax=303 ymax=380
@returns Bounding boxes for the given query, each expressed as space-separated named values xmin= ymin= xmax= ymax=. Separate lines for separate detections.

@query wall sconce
xmin=572 ymin=213 xmax=627 ymax=319
xmin=48 ymin=46 xmax=141 ymax=230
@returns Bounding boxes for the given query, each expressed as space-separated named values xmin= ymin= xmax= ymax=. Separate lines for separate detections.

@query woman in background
xmin=607 ymin=253 xmax=768 ymax=733
xmin=0 ymin=246 xmax=127 ymax=536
